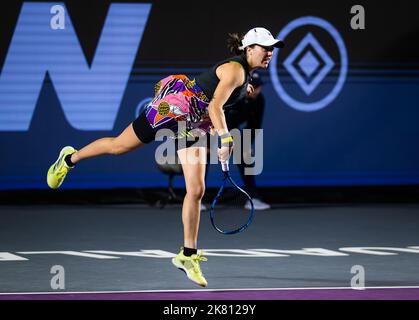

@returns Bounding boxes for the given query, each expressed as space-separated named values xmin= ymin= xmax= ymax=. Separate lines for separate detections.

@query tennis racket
xmin=209 ymin=160 xmax=255 ymax=235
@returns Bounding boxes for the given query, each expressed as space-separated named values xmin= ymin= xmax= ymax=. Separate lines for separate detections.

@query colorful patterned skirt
xmin=144 ymin=75 xmax=212 ymax=139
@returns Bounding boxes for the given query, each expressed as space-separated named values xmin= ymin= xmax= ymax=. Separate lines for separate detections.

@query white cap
xmin=239 ymin=27 xmax=284 ymax=50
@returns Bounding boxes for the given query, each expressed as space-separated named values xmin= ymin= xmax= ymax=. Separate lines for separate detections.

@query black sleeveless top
xmin=195 ymin=55 xmax=250 ymax=108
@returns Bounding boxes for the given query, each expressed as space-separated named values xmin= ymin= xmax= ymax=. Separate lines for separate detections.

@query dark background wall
xmin=1 ymin=0 xmax=418 ymax=189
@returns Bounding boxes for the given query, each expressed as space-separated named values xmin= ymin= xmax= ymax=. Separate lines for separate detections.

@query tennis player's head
xmin=228 ymin=27 xmax=284 ymax=69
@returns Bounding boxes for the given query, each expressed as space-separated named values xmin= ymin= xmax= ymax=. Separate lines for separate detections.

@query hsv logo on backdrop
xmin=270 ymin=16 xmax=348 ymax=112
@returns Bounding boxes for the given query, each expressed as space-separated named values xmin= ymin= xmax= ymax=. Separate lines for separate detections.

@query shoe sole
xmin=171 ymin=258 xmax=207 ymax=287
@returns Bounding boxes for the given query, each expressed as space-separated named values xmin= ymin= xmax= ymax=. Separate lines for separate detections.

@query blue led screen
xmin=1 ymin=1 xmax=418 ymax=189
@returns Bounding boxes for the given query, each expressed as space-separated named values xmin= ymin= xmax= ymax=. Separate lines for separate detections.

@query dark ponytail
xmin=227 ymin=32 xmax=244 ymax=55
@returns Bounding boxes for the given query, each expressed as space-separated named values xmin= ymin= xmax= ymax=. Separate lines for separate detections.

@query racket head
xmin=209 ymin=171 xmax=255 ymax=235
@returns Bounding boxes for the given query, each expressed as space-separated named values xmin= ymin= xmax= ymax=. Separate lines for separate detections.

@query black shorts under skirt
xmin=132 ymin=111 xmax=207 ymax=150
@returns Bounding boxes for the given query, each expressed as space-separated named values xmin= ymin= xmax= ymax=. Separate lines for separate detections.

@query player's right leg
xmin=47 ymin=112 xmax=154 ymax=189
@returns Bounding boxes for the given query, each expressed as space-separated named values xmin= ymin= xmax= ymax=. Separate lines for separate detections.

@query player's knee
xmin=187 ymin=184 xmax=205 ymax=200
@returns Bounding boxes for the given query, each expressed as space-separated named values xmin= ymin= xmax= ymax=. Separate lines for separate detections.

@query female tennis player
xmin=47 ymin=27 xmax=283 ymax=287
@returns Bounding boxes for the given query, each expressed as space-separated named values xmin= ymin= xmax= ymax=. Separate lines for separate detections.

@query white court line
xmin=1 ymin=285 xmax=419 ymax=295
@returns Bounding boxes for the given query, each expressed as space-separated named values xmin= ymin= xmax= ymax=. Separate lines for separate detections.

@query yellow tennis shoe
xmin=47 ymin=146 xmax=77 ymax=189
xmin=172 ymin=248 xmax=208 ymax=287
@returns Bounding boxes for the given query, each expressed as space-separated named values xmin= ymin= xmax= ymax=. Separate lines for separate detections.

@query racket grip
xmin=221 ymin=160 xmax=230 ymax=172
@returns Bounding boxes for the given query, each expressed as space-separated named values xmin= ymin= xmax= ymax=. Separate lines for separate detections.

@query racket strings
xmin=217 ymin=180 xmax=248 ymax=205
xmin=211 ymin=178 xmax=253 ymax=232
